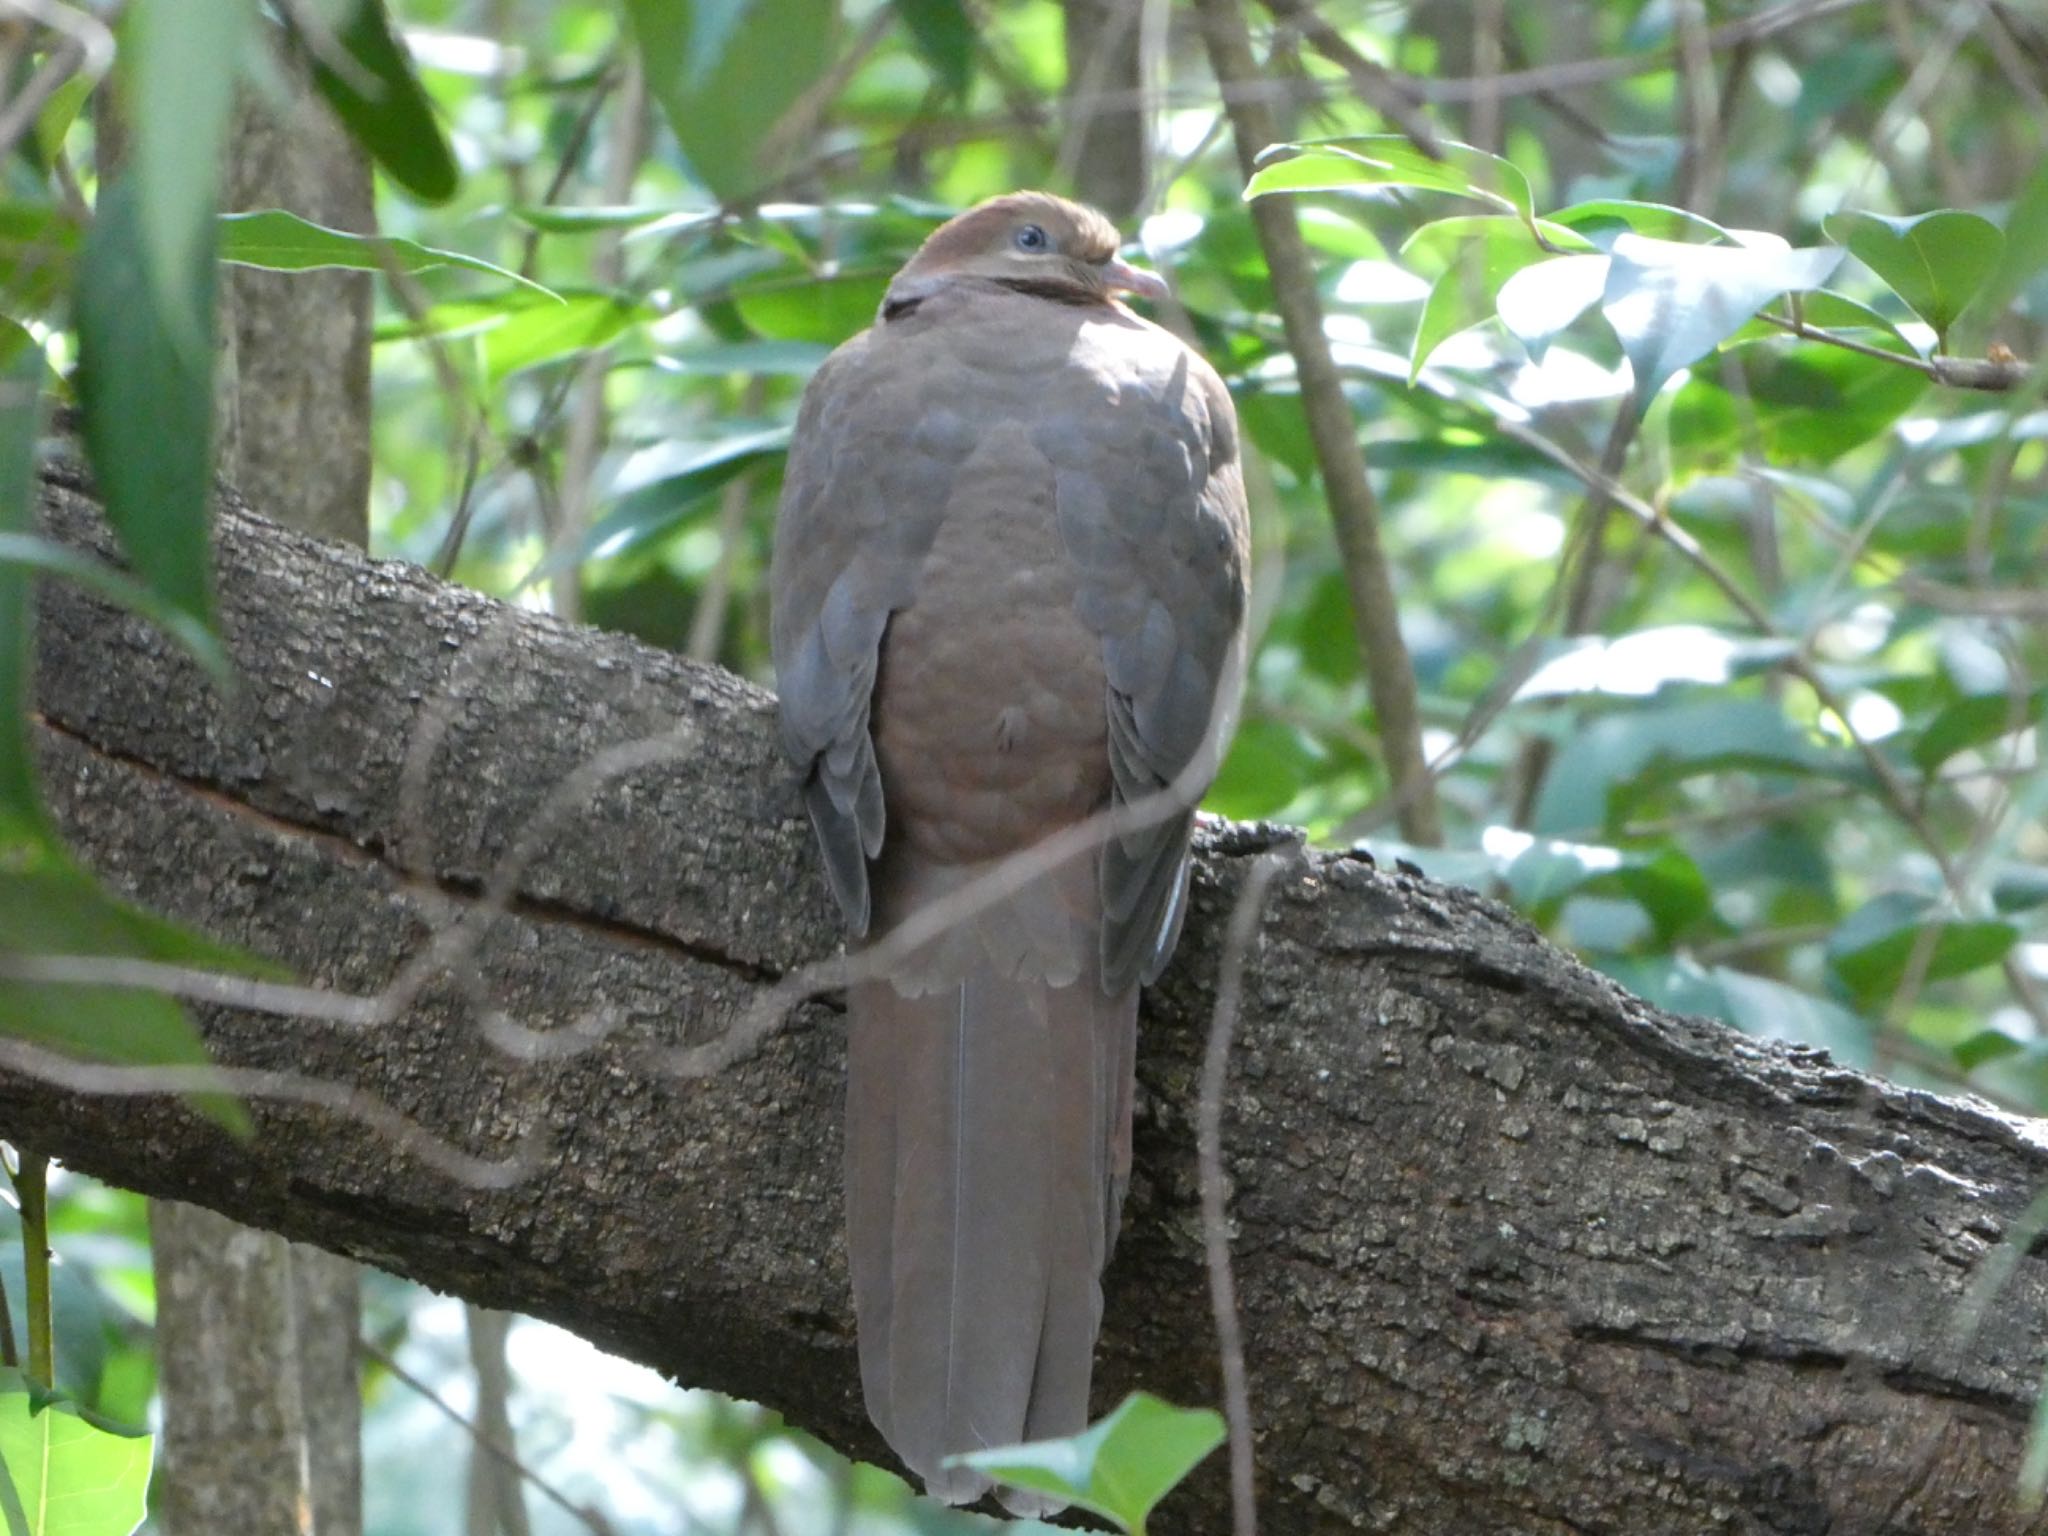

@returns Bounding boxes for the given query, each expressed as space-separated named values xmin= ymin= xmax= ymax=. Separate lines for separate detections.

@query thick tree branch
xmin=12 ymin=462 xmax=2048 ymax=1533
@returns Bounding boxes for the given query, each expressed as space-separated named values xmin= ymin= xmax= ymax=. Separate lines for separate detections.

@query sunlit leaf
xmin=0 ymin=1372 xmax=152 ymax=1536
xmin=1496 ymin=254 xmax=1607 ymax=363
xmin=75 ymin=178 xmax=217 ymax=633
xmin=1824 ymin=209 xmax=2004 ymax=349
xmin=1405 ymin=221 xmax=1554 ymax=381
xmin=1247 ymin=137 xmax=1536 ymax=231
xmin=511 ymin=204 xmax=707 ymax=234
xmin=219 ymin=210 xmax=556 ymax=296
xmin=1601 ymin=234 xmax=1842 ymax=411
xmin=950 ymin=1392 xmax=1224 ymax=1534
xmin=1548 ymin=199 xmax=1729 ymax=248
xmin=302 ymin=0 xmax=460 ymax=204
xmin=1826 ymin=892 xmax=2017 ymax=1006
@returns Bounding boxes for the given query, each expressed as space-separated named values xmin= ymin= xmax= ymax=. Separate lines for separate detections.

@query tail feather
xmin=844 ymin=857 xmax=1138 ymax=1511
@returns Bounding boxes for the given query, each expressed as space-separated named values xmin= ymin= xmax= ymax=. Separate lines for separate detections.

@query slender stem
xmin=1758 ymin=311 xmax=2032 ymax=391
xmin=14 ymin=1152 xmax=50 ymax=1387
xmin=1192 ymin=0 xmax=1443 ymax=846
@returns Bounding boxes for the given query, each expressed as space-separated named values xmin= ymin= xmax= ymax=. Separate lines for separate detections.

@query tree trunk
xmin=147 ymin=34 xmax=374 ymax=1536
xmin=15 ymin=466 xmax=2048 ymax=1534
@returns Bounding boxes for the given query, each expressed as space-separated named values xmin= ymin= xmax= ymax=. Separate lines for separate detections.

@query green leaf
xmin=1247 ymin=137 xmax=1536 ymax=231
xmin=75 ymin=177 xmax=217 ymax=634
xmin=511 ymin=204 xmax=709 ymax=235
xmin=1711 ymin=967 xmax=1874 ymax=1067
xmin=302 ymin=0 xmax=460 ymax=204
xmin=0 ymin=204 xmax=80 ymax=315
xmin=1547 ymin=199 xmax=1729 ymax=248
xmin=1208 ymin=717 xmax=1316 ymax=820
xmin=1666 ymin=335 xmax=1930 ymax=469
xmin=0 ymin=1371 xmax=152 ymax=1536
xmin=894 ymin=0 xmax=974 ymax=97
xmin=733 ymin=269 xmax=892 ymax=343
xmin=32 ymin=74 xmax=95 ymax=170
xmin=1971 ymin=155 xmax=2048 ymax=337
xmin=1954 ymin=1028 xmax=2024 ymax=1071
xmin=547 ymin=426 xmax=792 ymax=576
xmin=1823 ymin=209 xmax=2004 ymax=350
xmin=218 ymin=211 xmax=557 ymax=297
xmin=950 ymin=1392 xmax=1224 ymax=1535
xmin=1404 ymin=220 xmax=1554 ymax=381
xmin=1910 ymin=686 xmax=2048 ymax=771
xmin=1531 ymin=697 xmax=1843 ymax=837
xmin=1497 ymin=834 xmax=1712 ymax=945
xmin=121 ymin=0 xmax=253 ymax=342
xmin=1826 ymin=892 xmax=2018 ymax=1007
xmin=625 ymin=0 xmax=840 ymax=202
xmin=1495 ymin=254 xmax=1607 ymax=364
xmin=1992 ymin=865 xmax=2048 ymax=914
xmin=1601 ymin=234 xmax=1842 ymax=412
xmin=478 ymin=293 xmax=648 ymax=380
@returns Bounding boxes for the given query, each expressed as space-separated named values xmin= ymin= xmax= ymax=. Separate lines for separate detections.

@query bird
xmin=769 ymin=191 xmax=1250 ymax=1513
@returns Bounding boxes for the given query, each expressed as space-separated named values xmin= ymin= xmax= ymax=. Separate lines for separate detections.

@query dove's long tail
xmin=843 ymin=853 xmax=1134 ymax=1516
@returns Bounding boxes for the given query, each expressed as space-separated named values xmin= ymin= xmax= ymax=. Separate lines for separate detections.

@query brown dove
xmin=770 ymin=191 xmax=1249 ymax=1512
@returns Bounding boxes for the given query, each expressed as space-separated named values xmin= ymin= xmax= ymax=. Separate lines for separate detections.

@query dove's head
xmin=886 ymin=191 xmax=1168 ymax=310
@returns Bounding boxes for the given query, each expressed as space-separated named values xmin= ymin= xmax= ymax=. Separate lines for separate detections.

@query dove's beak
xmin=1102 ymin=256 xmax=1170 ymax=302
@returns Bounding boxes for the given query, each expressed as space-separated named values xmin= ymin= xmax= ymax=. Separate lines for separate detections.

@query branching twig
xmin=1192 ymin=0 xmax=1443 ymax=846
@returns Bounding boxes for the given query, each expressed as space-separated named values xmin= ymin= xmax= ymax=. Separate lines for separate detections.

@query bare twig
xmin=1193 ymin=0 xmax=1443 ymax=846
xmin=362 ymin=1335 xmax=613 ymax=1536
xmin=1199 ymin=847 xmax=1293 ymax=1536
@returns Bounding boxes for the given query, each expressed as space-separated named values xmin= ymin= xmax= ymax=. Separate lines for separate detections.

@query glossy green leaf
xmin=625 ymin=0 xmax=840 ymax=201
xmin=218 ymin=211 xmax=556 ymax=296
xmin=734 ymin=269 xmax=891 ymax=343
xmin=1826 ymin=892 xmax=2017 ymax=1006
xmin=1548 ymin=199 xmax=1729 ymax=248
xmin=1400 ymin=219 xmax=1558 ymax=380
xmin=1824 ymin=209 xmax=2004 ymax=349
xmin=1499 ymin=835 xmax=1712 ymax=944
xmin=1601 ymin=234 xmax=1842 ymax=411
xmin=121 ymin=0 xmax=252 ymax=340
xmin=894 ymin=0 xmax=974 ymax=96
xmin=1495 ymin=254 xmax=1607 ymax=363
xmin=950 ymin=1392 xmax=1224 ymax=1535
xmin=1666 ymin=334 xmax=1929 ymax=469
xmin=1954 ymin=1029 xmax=2024 ymax=1071
xmin=302 ymin=0 xmax=460 ymax=204
xmin=75 ymin=178 xmax=216 ymax=633
xmin=1911 ymin=687 xmax=2048 ymax=771
xmin=0 ymin=1371 xmax=152 ymax=1536
xmin=1247 ymin=137 xmax=1536 ymax=230
xmin=548 ymin=426 xmax=792 ymax=576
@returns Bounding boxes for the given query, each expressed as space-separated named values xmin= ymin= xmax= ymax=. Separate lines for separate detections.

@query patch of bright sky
xmin=1811 ymin=600 xmax=1894 ymax=660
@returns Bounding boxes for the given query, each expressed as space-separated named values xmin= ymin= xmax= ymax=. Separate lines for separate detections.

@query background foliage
xmin=4 ymin=0 xmax=2048 ymax=1529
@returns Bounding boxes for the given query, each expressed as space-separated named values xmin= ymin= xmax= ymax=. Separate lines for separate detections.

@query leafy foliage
xmin=3 ymin=0 xmax=2048 ymax=1527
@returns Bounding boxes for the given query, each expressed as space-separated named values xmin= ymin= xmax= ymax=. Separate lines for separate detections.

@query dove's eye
xmin=1013 ymin=223 xmax=1050 ymax=252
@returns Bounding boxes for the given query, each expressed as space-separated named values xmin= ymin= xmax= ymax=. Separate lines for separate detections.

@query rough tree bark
xmin=148 ymin=31 xmax=373 ymax=1536
xmin=15 ymin=464 xmax=2048 ymax=1535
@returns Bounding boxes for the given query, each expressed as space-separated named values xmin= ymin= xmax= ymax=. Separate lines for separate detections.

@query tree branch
xmin=12 ymin=463 xmax=2048 ymax=1532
